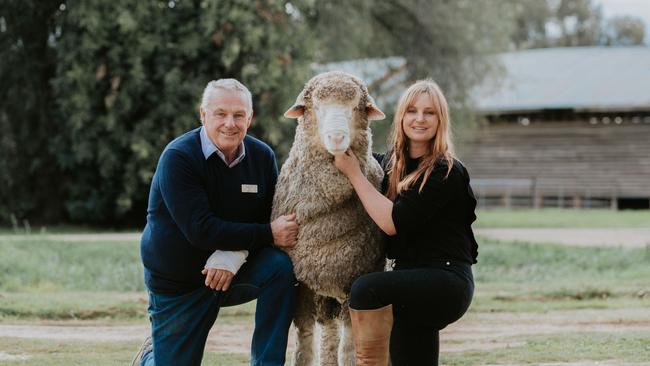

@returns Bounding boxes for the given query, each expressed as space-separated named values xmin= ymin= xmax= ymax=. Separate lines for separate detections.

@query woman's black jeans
xmin=349 ymin=261 xmax=474 ymax=366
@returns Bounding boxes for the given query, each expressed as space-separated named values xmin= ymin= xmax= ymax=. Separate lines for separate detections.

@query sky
xmin=597 ymin=0 xmax=650 ymax=44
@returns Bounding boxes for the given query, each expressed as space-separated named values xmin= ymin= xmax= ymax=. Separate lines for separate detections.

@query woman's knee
xmin=350 ymin=272 xmax=385 ymax=310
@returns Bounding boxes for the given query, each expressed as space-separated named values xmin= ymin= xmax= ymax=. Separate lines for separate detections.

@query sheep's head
xmin=284 ymin=71 xmax=385 ymax=156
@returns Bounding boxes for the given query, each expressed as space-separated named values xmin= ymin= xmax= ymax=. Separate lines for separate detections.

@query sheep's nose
xmin=328 ymin=133 xmax=344 ymax=145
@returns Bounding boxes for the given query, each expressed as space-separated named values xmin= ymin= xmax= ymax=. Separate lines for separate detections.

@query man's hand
xmin=201 ymin=268 xmax=235 ymax=291
xmin=271 ymin=213 xmax=299 ymax=248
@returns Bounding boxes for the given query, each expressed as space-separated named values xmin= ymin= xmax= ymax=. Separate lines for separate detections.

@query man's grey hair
xmin=200 ymin=79 xmax=253 ymax=114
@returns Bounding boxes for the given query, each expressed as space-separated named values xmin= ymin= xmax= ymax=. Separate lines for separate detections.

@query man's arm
xmin=202 ymin=249 xmax=248 ymax=291
xmin=205 ymin=249 xmax=248 ymax=273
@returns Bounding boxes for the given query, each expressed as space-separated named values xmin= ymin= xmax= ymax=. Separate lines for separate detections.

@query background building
xmin=465 ymin=46 xmax=650 ymax=209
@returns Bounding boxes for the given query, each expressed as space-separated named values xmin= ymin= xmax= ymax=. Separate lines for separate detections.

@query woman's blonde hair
xmin=386 ymin=79 xmax=455 ymax=200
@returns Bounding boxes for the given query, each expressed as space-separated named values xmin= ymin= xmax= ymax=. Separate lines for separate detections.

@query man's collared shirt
xmin=200 ymin=126 xmax=246 ymax=167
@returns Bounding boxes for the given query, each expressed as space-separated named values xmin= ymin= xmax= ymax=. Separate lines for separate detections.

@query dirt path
xmin=1 ymin=307 xmax=648 ymax=355
xmin=475 ymin=228 xmax=650 ymax=248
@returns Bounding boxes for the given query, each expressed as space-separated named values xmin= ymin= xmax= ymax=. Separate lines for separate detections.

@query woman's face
xmin=401 ymin=93 xmax=439 ymax=146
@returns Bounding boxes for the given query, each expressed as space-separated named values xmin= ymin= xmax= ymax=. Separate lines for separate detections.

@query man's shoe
xmin=131 ymin=336 xmax=152 ymax=366
xmin=349 ymin=305 xmax=393 ymax=366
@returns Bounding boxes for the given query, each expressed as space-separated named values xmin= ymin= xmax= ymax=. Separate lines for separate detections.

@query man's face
xmin=200 ymin=89 xmax=252 ymax=158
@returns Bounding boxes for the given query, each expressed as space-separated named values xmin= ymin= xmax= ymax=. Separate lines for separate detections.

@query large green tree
xmin=1 ymin=0 xmax=314 ymax=226
xmin=52 ymin=0 xmax=313 ymax=224
xmin=0 ymin=0 xmax=64 ymax=225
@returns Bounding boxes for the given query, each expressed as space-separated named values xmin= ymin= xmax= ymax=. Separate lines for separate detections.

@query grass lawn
xmin=474 ymin=208 xmax=650 ymax=228
xmin=0 ymin=337 xmax=249 ymax=365
xmin=442 ymin=332 xmax=650 ymax=366
xmin=1 ymin=209 xmax=649 ymax=364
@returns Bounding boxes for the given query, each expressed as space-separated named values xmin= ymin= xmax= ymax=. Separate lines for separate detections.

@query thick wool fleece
xmin=271 ymin=72 xmax=385 ymax=302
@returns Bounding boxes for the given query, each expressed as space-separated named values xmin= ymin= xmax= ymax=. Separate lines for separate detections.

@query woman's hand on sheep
xmin=271 ymin=213 xmax=299 ymax=248
xmin=334 ymin=148 xmax=362 ymax=179
xmin=201 ymin=268 xmax=234 ymax=291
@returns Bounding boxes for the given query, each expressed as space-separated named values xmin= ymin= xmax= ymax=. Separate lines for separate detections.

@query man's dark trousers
xmin=140 ymin=247 xmax=297 ymax=366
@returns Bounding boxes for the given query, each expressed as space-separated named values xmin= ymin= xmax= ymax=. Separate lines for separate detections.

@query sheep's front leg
xmin=292 ymin=286 xmax=316 ymax=366
xmin=319 ymin=318 xmax=340 ymax=366
xmin=293 ymin=319 xmax=316 ymax=366
xmin=338 ymin=303 xmax=355 ymax=366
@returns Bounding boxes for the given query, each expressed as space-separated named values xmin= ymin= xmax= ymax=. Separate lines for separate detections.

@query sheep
xmin=271 ymin=71 xmax=386 ymax=366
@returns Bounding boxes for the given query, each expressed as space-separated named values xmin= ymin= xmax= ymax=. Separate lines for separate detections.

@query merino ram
xmin=271 ymin=71 xmax=386 ymax=365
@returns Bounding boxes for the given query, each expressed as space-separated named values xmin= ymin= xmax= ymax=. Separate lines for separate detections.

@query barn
xmin=464 ymin=46 xmax=650 ymax=210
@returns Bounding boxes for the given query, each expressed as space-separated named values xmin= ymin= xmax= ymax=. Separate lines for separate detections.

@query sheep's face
xmin=313 ymin=91 xmax=359 ymax=155
xmin=285 ymin=71 xmax=385 ymax=156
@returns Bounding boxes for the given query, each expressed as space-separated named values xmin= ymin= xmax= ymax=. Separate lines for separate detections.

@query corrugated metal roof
xmin=473 ymin=46 xmax=650 ymax=113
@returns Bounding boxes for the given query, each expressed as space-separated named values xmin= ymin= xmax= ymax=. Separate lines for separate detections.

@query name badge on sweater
xmin=241 ymin=184 xmax=258 ymax=193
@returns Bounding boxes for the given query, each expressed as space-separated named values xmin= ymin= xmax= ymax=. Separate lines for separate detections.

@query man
xmin=133 ymin=79 xmax=299 ymax=366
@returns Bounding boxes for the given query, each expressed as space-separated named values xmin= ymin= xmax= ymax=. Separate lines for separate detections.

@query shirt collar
xmin=200 ymin=126 xmax=246 ymax=168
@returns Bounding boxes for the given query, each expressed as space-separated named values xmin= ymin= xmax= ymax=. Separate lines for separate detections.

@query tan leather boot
xmin=350 ymin=304 xmax=393 ymax=366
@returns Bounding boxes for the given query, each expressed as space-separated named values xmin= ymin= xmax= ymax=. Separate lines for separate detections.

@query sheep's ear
xmin=366 ymin=96 xmax=385 ymax=121
xmin=284 ymin=90 xmax=305 ymax=119
xmin=284 ymin=104 xmax=304 ymax=119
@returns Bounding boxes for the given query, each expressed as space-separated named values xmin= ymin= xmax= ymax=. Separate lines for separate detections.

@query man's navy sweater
xmin=140 ymin=128 xmax=278 ymax=294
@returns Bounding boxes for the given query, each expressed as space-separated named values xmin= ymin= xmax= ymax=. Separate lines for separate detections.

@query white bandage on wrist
xmin=205 ymin=250 xmax=249 ymax=274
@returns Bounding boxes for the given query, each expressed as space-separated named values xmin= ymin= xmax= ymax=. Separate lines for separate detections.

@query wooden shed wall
xmin=459 ymin=120 xmax=650 ymax=208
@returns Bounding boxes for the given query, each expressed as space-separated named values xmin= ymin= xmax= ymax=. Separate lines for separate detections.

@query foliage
xmin=308 ymin=0 xmax=513 ymax=104
xmin=510 ymin=0 xmax=647 ymax=49
xmin=553 ymin=0 xmax=604 ymax=46
xmin=510 ymin=0 xmax=555 ymax=49
xmin=1 ymin=0 xmax=314 ymax=225
xmin=0 ymin=1 xmax=65 ymax=224
xmin=603 ymin=15 xmax=646 ymax=45
xmin=52 ymin=0 xmax=314 ymax=223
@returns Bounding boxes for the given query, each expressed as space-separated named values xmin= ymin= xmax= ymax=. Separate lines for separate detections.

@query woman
xmin=334 ymin=80 xmax=478 ymax=365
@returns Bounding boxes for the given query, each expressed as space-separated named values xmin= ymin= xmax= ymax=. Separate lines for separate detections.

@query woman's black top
xmin=375 ymin=153 xmax=479 ymax=267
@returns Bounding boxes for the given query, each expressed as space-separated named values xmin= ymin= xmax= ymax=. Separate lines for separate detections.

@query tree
xmin=0 ymin=0 xmax=315 ymax=226
xmin=52 ymin=0 xmax=315 ymax=225
xmin=307 ymin=0 xmax=514 ymax=152
xmin=310 ymin=0 xmax=512 ymax=102
xmin=603 ymin=15 xmax=646 ymax=46
xmin=510 ymin=0 xmax=553 ymax=49
xmin=0 ymin=0 xmax=64 ymax=225
xmin=509 ymin=0 xmax=645 ymax=49
xmin=553 ymin=0 xmax=603 ymax=46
